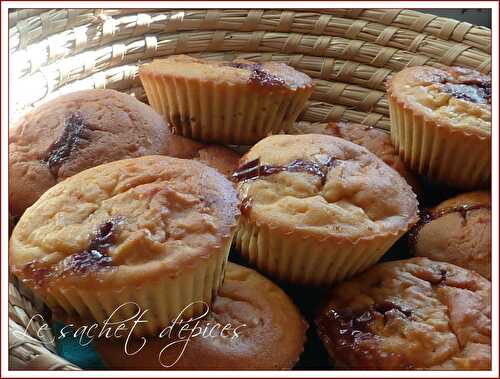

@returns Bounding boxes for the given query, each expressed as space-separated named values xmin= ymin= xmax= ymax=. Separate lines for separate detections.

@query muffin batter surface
xmin=10 ymin=156 xmax=239 ymax=291
xmin=316 ymin=257 xmax=491 ymax=370
xmin=234 ymin=134 xmax=418 ymax=241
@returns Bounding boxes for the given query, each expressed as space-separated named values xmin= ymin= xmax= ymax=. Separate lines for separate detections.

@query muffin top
xmin=140 ymin=55 xmax=312 ymax=90
xmin=412 ymin=191 xmax=491 ymax=279
xmin=289 ymin=121 xmax=421 ymax=195
xmin=388 ymin=66 xmax=491 ymax=137
xmin=93 ymin=262 xmax=307 ymax=370
xmin=316 ymin=257 xmax=491 ymax=370
xmin=8 ymin=89 xmax=239 ymax=218
xmin=233 ymin=134 xmax=418 ymax=242
xmin=9 ymin=156 xmax=239 ymax=291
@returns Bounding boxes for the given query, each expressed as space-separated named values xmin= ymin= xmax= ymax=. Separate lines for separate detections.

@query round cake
xmin=411 ymin=191 xmax=491 ymax=279
xmin=93 ymin=263 xmax=307 ymax=370
xmin=316 ymin=257 xmax=491 ymax=370
xmin=9 ymin=156 xmax=239 ymax=335
xmin=8 ymin=88 xmax=239 ymax=219
xmin=290 ymin=121 xmax=421 ymax=196
xmin=387 ymin=66 xmax=491 ymax=189
xmin=139 ymin=55 xmax=313 ymax=145
xmin=233 ymin=134 xmax=419 ymax=286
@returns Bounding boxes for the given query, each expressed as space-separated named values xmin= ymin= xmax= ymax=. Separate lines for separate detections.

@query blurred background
xmin=417 ymin=8 xmax=491 ymax=27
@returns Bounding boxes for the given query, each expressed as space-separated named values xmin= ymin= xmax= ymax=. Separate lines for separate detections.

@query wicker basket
xmin=8 ymin=8 xmax=491 ymax=370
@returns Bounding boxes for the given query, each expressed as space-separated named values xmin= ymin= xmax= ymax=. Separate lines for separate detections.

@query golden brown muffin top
xmin=10 ymin=156 xmax=239 ymax=291
xmin=8 ymin=89 xmax=239 ymax=218
xmin=140 ymin=55 xmax=312 ymax=90
xmin=388 ymin=66 xmax=491 ymax=137
xmin=289 ymin=121 xmax=421 ymax=195
xmin=316 ymin=257 xmax=491 ymax=370
xmin=413 ymin=191 xmax=491 ymax=279
xmin=9 ymin=89 xmax=168 ymax=217
xmin=92 ymin=262 xmax=307 ymax=370
xmin=233 ymin=134 xmax=418 ymax=242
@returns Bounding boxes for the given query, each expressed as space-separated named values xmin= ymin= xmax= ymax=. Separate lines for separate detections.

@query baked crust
xmin=289 ymin=121 xmax=421 ymax=195
xmin=316 ymin=257 xmax=491 ymax=370
xmin=413 ymin=191 xmax=491 ymax=279
xmin=9 ymin=156 xmax=239 ymax=291
xmin=387 ymin=66 xmax=491 ymax=138
xmin=234 ymin=134 xmax=418 ymax=243
xmin=8 ymin=89 xmax=239 ymax=218
xmin=92 ymin=263 xmax=308 ymax=370
xmin=139 ymin=55 xmax=313 ymax=91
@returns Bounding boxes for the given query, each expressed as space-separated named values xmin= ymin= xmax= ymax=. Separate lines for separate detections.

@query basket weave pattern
xmin=8 ymin=8 xmax=491 ymax=370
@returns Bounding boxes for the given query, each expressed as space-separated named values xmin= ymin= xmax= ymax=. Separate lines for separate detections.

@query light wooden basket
xmin=8 ymin=8 xmax=491 ymax=370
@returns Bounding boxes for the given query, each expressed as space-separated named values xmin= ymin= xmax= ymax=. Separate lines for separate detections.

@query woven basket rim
xmin=8 ymin=7 xmax=492 ymax=371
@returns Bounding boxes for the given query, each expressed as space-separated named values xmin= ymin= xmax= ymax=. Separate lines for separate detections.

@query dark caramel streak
xmin=21 ymin=219 xmax=121 ymax=287
xmin=43 ymin=112 xmax=88 ymax=175
xmin=226 ymin=62 xmax=285 ymax=87
xmin=408 ymin=204 xmax=491 ymax=248
xmin=316 ymin=301 xmax=413 ymax=368
xmin=439 ymin=71 xmax=491 ymax=104
xmin=233 ymin=157 xmax=337 ymax=185
xmin=441 ymin=83 xmax=491 ymax=104
xmin=64 ymin=220 xmax=118 ymax=274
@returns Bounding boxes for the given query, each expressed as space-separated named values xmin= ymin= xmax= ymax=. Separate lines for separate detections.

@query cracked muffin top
xmin=388 ymin=66 xmax=491 ymax=137
xmin=9 ymin=156 xmax=239 ymax=291
xmin=316 ymin=257 xmax=491 ymax=370
xmin=412 ymin=191 xmax=491 ymax=279
xmin=140 ymin=55 xmax=312 ymax=91
xmin=8 ymin=89 xmax=240 ymax=218
xmin=289 ymin=121 xmax=421 ymax=195
xmin=93 ymin=262 xmax=307 ymax=370
xmin=233 ymin=134 xmax=418 ymax=242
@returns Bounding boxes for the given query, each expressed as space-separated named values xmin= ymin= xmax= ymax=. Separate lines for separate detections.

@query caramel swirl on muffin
xmin=9 ymin=89 xmax=239 ymax=219
xmin=10 ymin=156 xmax=239 ymax=335
xmin=233 ymin=134 xmax=418 ymax=286
xmin=93 ymin=263 xmax=307 ymax=370
xmin=316 ymin=257 xmax=491 ymax=370
xmin=290 ymin=121 xmax=421 ymax=196
xmin=411 ymin=191 xmax=491 ymax=279
xmin=388 ymin=66 xmax=491 ymax=189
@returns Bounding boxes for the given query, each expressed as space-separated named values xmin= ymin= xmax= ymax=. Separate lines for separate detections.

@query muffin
xmin=233 ymin=134 xmax=418 ymax=286
xmin=387 ymin=66 xmax=491 ymax=189
xmin=9 ymin=156 xmax=239 ymax=335
xmin=316 ymin=257 xmax=491 ymax=370
xmin=139 ymin=55 xmax=313 ymax=145
xmin=411 ymin=191 xmax=491 ymax=279
xmin=290 ymin=121 xmax=421 ymax=196
xmin=93 ymin=263 xmax=307 ymax=370
xmin=8 ymin=88 xmax=239 ymax=218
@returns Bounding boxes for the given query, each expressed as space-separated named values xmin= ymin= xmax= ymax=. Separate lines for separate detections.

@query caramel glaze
xmin=20 ymin=219 xmax=121 ymax=288
xmin=226 ymin=62 xmax=286 ymax=87
xmin=438 ymin=71 xmax=491 ymax=104
xmin=408 ymin=203 xmax=491 ymax=249
xmin=43 ymin=112 xmax=89 ymax=175
xmin=233 ymin=157 xmax=337 ymax=219
xmin=316 ymin=301 xmax=413 ymax=369
xmin=233 ymin=157 xmax=337 ymax=185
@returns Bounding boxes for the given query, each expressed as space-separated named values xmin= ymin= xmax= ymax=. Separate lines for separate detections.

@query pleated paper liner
xmin=234 ymin=218 xmax=407 ymax=286
xmin=140 ymin=69 xmax=313 ymax=145
xmin=388 ymin=94 xmax=490 ymax=190
xmin=38 ymin=240 xmax=231 ymax=337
